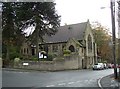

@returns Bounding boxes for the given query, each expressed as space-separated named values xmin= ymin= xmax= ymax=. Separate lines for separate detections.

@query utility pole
xmin=118 ymin=1 xmax=120 ymax=60
xmin=110 ymin=0 xmax=117 ymax=79
xmin=118 ymin=0 xmax=120 ymax=81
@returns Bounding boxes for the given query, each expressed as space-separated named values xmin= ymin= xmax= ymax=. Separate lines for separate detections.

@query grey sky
xmin=55 ymin=0 xmax=118 ymax=37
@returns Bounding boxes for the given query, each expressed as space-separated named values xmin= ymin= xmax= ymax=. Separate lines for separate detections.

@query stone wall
xmin=14 ymin=55 xmax=82 ymax=71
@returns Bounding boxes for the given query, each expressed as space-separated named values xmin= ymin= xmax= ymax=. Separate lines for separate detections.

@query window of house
xmin=53 ymin=44 xmax=58 ymax=52
xmin=32 ymin=48 xmax=35 ymax=56
xmin=62 ymin=44 xmax=66 ymax=51
xmin=88 ymin=35 xmax=92 ymax=52
xmin=24 ymin=48 xmax=26 ymax=54
xmin=20 ymin=49 xmax=22 ymax=54
xmin=39 ymin=45 xmax=43 ymax=50
xmin=27 ymin=48 xmax=28 ymax=54
xmin=69 ymin=45 xmax=75 ymax=52
xmin=43 ymin=45 xmax=48 ymax=53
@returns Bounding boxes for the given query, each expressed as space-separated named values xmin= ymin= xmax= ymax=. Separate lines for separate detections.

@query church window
xmin=69 ymin=45 xmax=75 ymax=52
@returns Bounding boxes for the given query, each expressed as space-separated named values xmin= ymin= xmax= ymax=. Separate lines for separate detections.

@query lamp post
xmin=110 ymin=0 xmax=117 ymax=79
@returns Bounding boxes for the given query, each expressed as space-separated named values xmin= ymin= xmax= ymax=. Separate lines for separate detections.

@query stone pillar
xmin=58 ymin=44 xmax=62 ymax=55
xmin=48 ymin=45 xmax=53 ymax=54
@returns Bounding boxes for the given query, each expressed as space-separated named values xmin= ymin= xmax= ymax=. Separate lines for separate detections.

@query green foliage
xmin=14 ymin=58 xmax=20 ymax=66
xmin=117 ymin=57 xmax=120 ymax=64
xmin=63 ymin=50 xmax=71 ymax=54
xmin=47 ymin=54 xmax=55 ymax=61
xmin=92 ymin=22 xmax=113 ymax=62
xmin=2 ymin=2 xmax=61 ymax=61
xmin=63 ymin=49 xmax=71 ymax=56
xmin=14 ymin=58 xmax=20 ymax=62
xmin=51 ymin=53 xmax=57 ymax=58
xmin=31 ymin=56 xmax=38 ymax=61
xmin=8 ymin=46 xmax=21 ymax=60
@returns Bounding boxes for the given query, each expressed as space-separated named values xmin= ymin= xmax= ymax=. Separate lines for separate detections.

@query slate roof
xmin=43 ymin=21 xmax=88 ymax=43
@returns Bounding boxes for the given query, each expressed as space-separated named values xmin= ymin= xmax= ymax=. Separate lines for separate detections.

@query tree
xmin=2 ymin=3 xmax=22 ymax=61
xmin=92 ymin=22 xmax=113 ymax=63
xmin=2 ymin=2 xmax=61 ymax=61
xmin=19 ymin=2 xmax=61 ymax=58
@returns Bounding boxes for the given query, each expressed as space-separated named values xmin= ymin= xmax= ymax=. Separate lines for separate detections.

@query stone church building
xmin=20 ymin=20 xmax=97 ymax=69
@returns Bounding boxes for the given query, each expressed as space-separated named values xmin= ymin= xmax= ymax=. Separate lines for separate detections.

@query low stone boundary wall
xmin=14 ymin=55 xmax=82 ymax=71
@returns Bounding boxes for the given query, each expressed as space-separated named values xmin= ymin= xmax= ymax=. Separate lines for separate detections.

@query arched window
xmin=69 ymin=45 xmax=75 ymax=52
xmin=24 ymin=48 xmax=26 ymax=54
xmin=88 ymin=34 xmax=92 ymax=52
xmin=27 ymin=48 xmax=29 ymax=54
xmin=52 ymin=44 xmax=58 ymax=52
xmin=44 ymin=45 xmax=48 ymax=53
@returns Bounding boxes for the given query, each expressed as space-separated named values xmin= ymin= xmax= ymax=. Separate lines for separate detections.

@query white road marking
xmin=58 ymin=83 xmax=66 ymax=86
xmin=68 ymin=82 xmax=75 ymax=84
xmin=45 ymin=79 xmax=96 ymax=87
xmin=46 ymin=85 xmax=55 ymax=87
xmin=84 ymin=80 xmax=89 ymax=82
xmin=76 ymin=81 xmax=81 ymax=83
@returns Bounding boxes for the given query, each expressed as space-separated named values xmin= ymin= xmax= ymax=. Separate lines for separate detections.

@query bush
xmin=14 ymin=58 xmax=21 ymax=66
xmin=31 ymin=56 xmax=38 ymax=61
xmin=14 ymin=58 xmax=20 ymax=62
xmin=9 ymin=46 xmax=21 ymax=60
xmin=10 ymin=52 xmax=21 ymax=60
xmin=47 ymin=54 xmax=53 ymax=61
xmin=52 ymin=53 xmax=57 ymax=58
xmin=63 ymin=50 xmax=71 ymax=56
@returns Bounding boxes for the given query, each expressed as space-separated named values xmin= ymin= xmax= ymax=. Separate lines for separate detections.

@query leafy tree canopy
xmin=2 ymin=2 xmax=61 ymax=60
xmin=92 ymin=21 xmax=113 ymax=62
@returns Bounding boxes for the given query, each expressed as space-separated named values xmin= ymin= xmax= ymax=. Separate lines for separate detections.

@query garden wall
xmin=14 ymin=55 xmax=83 ymax=71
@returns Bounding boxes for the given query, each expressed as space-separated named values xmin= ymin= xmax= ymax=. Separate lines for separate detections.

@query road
xmin=2 ymin=68 xmax=113 ymax=87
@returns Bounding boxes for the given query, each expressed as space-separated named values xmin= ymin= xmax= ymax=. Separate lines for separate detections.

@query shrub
xmin=10 ymin=52 xmax=21 ymax=60
xmin=63 ymin=49 xmax=71 ymax=56
xmin=14 ymin=58 xmax=21 ymax=66
xmin=31 ymin=56 xmax=38 ymax=61
xmin=52 ymin=53 xmax=57 ymax=58
xmin=14 ymin=58 xmax=20 ymax=62
xmin=9 ymin=46 xmax=21 ymax=60
xmin=47 ymin=54 xmax=53 ymax=61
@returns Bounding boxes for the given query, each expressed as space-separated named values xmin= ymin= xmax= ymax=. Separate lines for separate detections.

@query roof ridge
xmin=60 ymin=21 xmax=88 ymax=27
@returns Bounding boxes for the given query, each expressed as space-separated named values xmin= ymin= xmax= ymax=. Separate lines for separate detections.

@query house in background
xmin=20 ymin=20 xmax=98 ymax=69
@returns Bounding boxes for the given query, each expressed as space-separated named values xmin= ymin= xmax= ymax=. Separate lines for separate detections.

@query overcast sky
xmin=55 ymin=0 xmax=118 ymax=37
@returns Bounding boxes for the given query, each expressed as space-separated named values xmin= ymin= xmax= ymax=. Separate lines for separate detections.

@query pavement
xmin=98 ymin=73 xmax=120 ymax=89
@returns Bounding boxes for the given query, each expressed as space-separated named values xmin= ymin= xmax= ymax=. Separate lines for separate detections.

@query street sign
xmin=23 ymin=63 xmax=29 ymax=66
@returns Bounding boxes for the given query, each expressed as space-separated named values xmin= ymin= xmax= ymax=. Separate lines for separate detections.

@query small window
xmin=32 ymin=48 xmax=35 ymax=56
xmin=24 ymin=48 xmax=26 ymax=54
xmin=44 ymin=45 xmax=48 ymax=53
xmin=88 ymin=35 xmax=92 ymax=52
xmin=27 ymin=48 xmax=28 ymax=54
xmin=62 ymin=44 xmax=66 ymax=51
xmin=53 ymin=44 xmax=58 ymax=52
xmin=69 ymin=45 xmax=75 ymax=52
